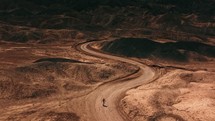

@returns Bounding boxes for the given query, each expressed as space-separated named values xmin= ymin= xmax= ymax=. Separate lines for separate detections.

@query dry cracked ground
xmin=0 ymin=0 xmax=215 ymax=121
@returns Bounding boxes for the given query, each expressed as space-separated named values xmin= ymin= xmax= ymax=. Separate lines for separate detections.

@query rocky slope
xmin=0 ymin=0 xmax=214 ymax=43
xmin=99 ymin=33 xmax=215 ymax=121
xmin=0 ymin=0 xmax=214 ymax=121
xmin=120 ymin=70 xmax=215 ymax=121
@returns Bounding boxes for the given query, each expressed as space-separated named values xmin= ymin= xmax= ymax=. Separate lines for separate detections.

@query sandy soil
xmin=120 ymin=69 xmax=215 ymax=121
xmin=99 ymin=37 xmax=215 ymax=121
xmin=0 ymin=41 xmax=139 ymax=121
xmin=68 ymin=42 xmax=155 ymax=121
xmin=0 ymin=1 xmax=214 ymax=120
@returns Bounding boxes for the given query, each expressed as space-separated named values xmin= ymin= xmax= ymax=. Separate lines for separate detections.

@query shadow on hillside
xmin=102 ymin=38 xmax=215 ymax=61
xmin=34 ymin=58 xmax=82 ymax=63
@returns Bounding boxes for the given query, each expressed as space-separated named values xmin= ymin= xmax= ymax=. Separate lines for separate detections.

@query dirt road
xmin=0 ymin=41 xmax=155 ymax=121
xmin=78 ymin=42 xmax=156 ymax=121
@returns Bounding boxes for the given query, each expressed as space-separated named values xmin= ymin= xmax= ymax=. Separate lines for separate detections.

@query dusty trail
xmin=0 ymin=41 xmax=156 ymax=121
xmin=79 ymin=42 xmax=156 ymax=121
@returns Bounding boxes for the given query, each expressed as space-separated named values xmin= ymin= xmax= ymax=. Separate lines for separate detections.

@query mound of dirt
xmin=102 ymin=38 xmax=215 ymax=62
xmin=120 ymin=70 xmax=215 ymax=121
xmin=0 ymin=60 xmax=137 ymax=100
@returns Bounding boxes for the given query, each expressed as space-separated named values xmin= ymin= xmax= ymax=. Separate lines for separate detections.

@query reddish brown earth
xmin=0 ymin=41 xmax=139 ymax=121
xmin=0 ymin=30 xmax=214 ymax=121
xmin=0 ymin=0 xmax=215 ymax=121
xmin=100 ymin=38 xmax=215 ymax=121
xmin=120 ymin=70 xmax=215 ymax=121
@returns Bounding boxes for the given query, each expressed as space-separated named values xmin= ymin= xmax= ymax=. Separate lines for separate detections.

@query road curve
xmin=79 ymin=41 xmax=156 ymax=121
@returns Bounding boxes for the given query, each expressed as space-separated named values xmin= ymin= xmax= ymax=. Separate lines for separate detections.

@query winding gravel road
xmin=79 ymin=42 xmax=156 ymax=121
xmin=0 ymin=41 xmax=156 ymax=121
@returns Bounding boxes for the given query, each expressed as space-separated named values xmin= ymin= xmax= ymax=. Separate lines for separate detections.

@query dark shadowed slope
xmin=102 ymin=38 xmax=215 ymax=61
xmin=34 ymin=58 xmax=83 ymax=63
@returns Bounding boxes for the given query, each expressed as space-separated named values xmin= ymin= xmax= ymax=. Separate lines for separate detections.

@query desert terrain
xmin=0 ymin=0 xmax=214 ymax=121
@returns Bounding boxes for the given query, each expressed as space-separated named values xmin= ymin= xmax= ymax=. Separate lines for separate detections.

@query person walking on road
xmin=102 ymin=98 xmax=108 ymax=107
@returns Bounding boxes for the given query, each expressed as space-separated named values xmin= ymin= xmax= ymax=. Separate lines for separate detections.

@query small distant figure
xmin=102 ymin=98 xmax=108 ymax=107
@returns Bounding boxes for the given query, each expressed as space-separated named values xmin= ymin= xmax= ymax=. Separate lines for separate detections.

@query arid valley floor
xmin=0 ymin=0 xmax=215 ymax=121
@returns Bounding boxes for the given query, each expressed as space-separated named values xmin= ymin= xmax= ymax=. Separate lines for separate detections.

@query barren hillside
xmin=0 ymin=0 xmax=214 ymax=121
xmin=102 ymin=38 xmax=215 ymax=62
xmin=120 ymin=70 xmax=215 ymax=121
